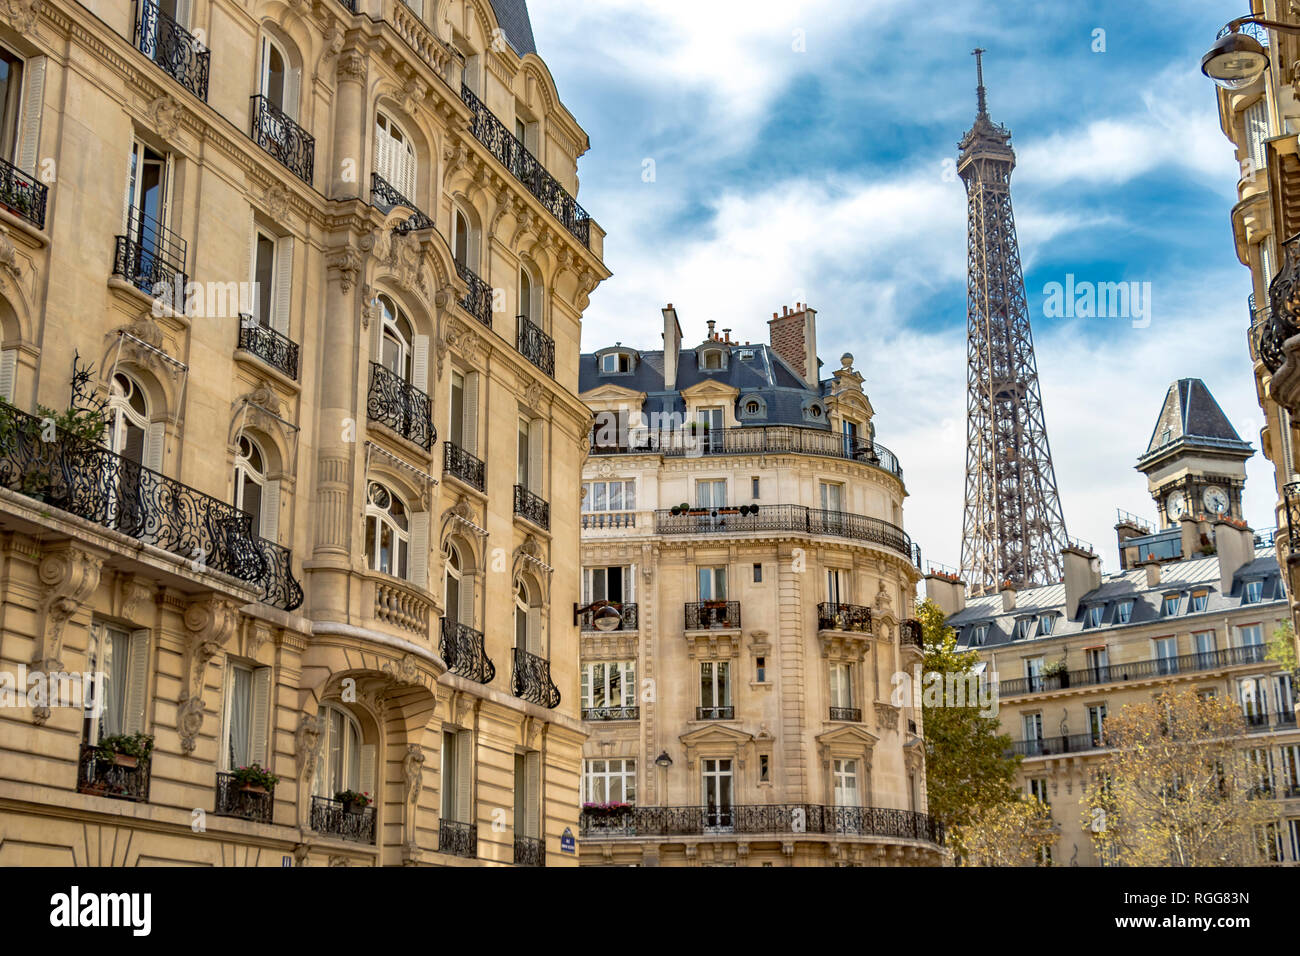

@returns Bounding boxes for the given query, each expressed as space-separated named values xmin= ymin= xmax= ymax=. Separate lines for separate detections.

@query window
xmin=698 ymin=566 xmax=727 ymax=601
xmin=759 ymin=754 xmax=770 ymax=782
xmin=581 ymin=662 xmax=636 ymax=710
xmin=440 ymin=728 xmax=473 ymax=823
xmin=819 ymin=481 xmax=843 ymax=512
xmin=1246 ymin=747 xmax=1274 ymax=793
xmin=1162 ymin=594 xmax=1180 ymax=617
xmin=106 ymin=372 xmax=157 ymax=469
xmin=1244 ymin=580 xmax=1264 ymax=604
xmin=583 ymin=758 xmax=635 ymax=804
xmin=220 ymin=662 xmax=272 ymax=770
xmin=1083 ymin=605 xmax=1104 ymax=628
xmin=751 ymin=477 xmax=760 ymax=499
xmin=701 ymin=349 xmax=723 ymax=370
xmin=1280 ymin=745 xmax=1300 ymax=793
xmin=1115 ymin=600 xmax=1133 ymax=625
xmin=600 ymin=352 xmax=631 ymax=373
xmin=1194 ymin=630 xmax=1217 ymax=662
xmin=518 ymin=264 xmax=540 ymax=323
xmin=514 ymin=751 xmax=541 ymax=839
xmin=1239 ymin=677 xmax=1269 ymax=721
xmin=1025 ymin=657 xmax=1045 ymax=693
xmin=591 ymin=409 xmax=628 ymax=451
xmin=378 ymin=294 xmax=418 ymax=384
xmin=826 ymin=568 xmax=848 ymax=605
xmin=752 ymin=562 xmax=762 ymax=583
xmin=0 ymin=46 xmax=24 ymax=162
xmin=582 ymin=481 xmax=636 ymax=514
xmin=453 ymin=207 xmax=472 ymax=269
xmin=699 ymin=661 xmax=731 ymax=713
xmin=1013 ymin=618 xmax=1035 ymax=641
xmin=1022 ymin=712 xmax=1043 ymax=743
xmin=832 ymin=759 xmax=859 ymax=808
xmin=841 ymin=419 xmax=859 ymax=457
xmin=696 ymin=478 xmax=726 ymax=508
xmin=829 ymin=662 xmax=854 ymax=710
xmin=234 ymin=434 xmax=278 ymax=541
xmin=259 ymin=34 xmax=298 ymax=119
xmin=123 ymin=138 xmax=176 ymax=295
xmin=584 ymin=565 xmax=630 ymax=605
xmin=513 ymin=577 xmax=539 ymax=653
xmin=702 ymin=758 xmax=733 ymax=828
xmin=1087 ymin=703 xmax=1107 ymax=745
xmin=1275 ymin=672 xmax=1296 ymax=717
xmin=1239 ymin=624 xmax=1264 ymax=648
xmin=313 ymin=704 xmax=371 ymax=800
xmin=696 ymin=406 xmax=724 ymax=432
xmin=1154 ymin=636 xmax=1179 ymax=675
xmin=1085 ymin=647 xmax=1110 ymax=682
xmin=374 ymin=112 xmax=416 ymax=199
xmin=364 ymin=481 xmax=411 ymax=579
xmin=755 ymin=656 xmax=766 ymax=682
xmin=1037 ymin=615 xmax=1055 ymax=637
xmin=1028 ymin=778 xmax=1050 ymax=805
xmin=1189 ymin=590 xmax=1208 ymax=613
xmin=517 ymin=417 xmax=543 ymax=492
xmin=250 ymin=228 xmax=276 ymax=328
xmin=745 ymin=400 xmax=760 ymax=414
xmin=444 ymin=540 xmax=469 ymax=626
xmin=448 ymin=369 xmax=479 ymax=452
xmin=83 ymin=622 xmax=148 ymax=746
xmin=968 ymin=624 xmax=989 ymax=647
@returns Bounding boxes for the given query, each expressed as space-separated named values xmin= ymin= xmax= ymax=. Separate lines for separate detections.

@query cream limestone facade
xmin=574 ymin=305 xmax=945 ymax=866
xmin=0 ymin=0 xmax=607 ymax=865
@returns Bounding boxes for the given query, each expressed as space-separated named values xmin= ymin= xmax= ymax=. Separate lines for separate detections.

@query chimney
xmin=767 ymin=302 xmax=819 ymax=387
xmin=662 ymin=304 xmax=682 ymax=390
xmin=1000 ymin=581 xmax=1017 ymax=612
xmin=1140 ymin=558 xmax=1162 ymax=588
xmin=1215 ymin=518 xmax=1254 ymax=594
xmin=924 ymin=571 xmax=967 ymax=617
xmin=1179 ymin=514 xmax=1200 ymax=561
xmin=1063 ymin=542 xmax=1102 ymax=619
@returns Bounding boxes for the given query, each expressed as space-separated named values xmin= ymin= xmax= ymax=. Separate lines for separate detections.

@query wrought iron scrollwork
xmin=684 ymin=602 xmax=741 ymax=630
xmin=655 ymin=504 xmax=914 ymax=560
xmin=513 ymin=483 xmax=549 ymax=530
xmin=135 ymin=0 xmax=210 ymax=101
xmin=579 ymin=804 xmax=944 ymax=845
xmin=438 ymin=818 xmax=477 ymax=858
xmin=443 ymin=441 xmax=485 ymax=492
xmin=214 ymin=771 xmax=274 ymax=823
xmin=238 ymin=315 xmax=300 ymax=380
xmin=513 ymin=836 xmax=545 ymax=866
xmin=456 ymin=260 xmax=493 ymax=328
xmin=439 ymin=618 xmax=495 ymax=684
xmin=516 ymin=314 xmax=555 ymax=378
xmin=77 ymin=745 xmax=151 ymax=802
xmin=581 ymin=706 xmax=640 ymax=721
xmin=250 ymin=94 xmax=314 ymax=184
xmin=1263 ymin=234 xmax=1300 ymax=374
xmin=113 ymin=207 xmax=188 ymax=300
xmin=817 ymin=602 xmax=873 ymax=633
xmin=370 ymin=172 xmax=434 ymax=234
xmin=0 ymin=155 xmax=48 ymax=230
xmin=511 ymin=647 xmax=561 ymax=709
xmin=310 ymin=795 xmax=376 ymax=843
xmin=367 ymin=362 xmax=434 ymax=450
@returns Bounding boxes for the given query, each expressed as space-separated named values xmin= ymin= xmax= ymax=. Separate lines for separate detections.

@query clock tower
xmin=1136 ymin=379 xmax=1254 ymax=528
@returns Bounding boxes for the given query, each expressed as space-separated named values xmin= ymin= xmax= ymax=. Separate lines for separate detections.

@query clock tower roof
xmin=1137 ymin=378 xmax=1253 ymax=473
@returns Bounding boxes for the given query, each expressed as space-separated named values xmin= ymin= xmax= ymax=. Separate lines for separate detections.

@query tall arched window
xmin=453 ymin=207 xmax=472 ymax=270
xmin=375 ymin=112 xmax=416 ymax=199
xmin=313 ymin=703 xmax=369 ymax=800
xmin=379 ymin=294 xmax=414 ymax=382
xmin=514 ymin=577 xmax=530 ymax=650
xmin=233 ymin=434 xmax=266 ymax=536
xmin=106 ymin=372 xmax=149 ymax=464
xmin=364 ymin=480 xmax=409 ymax=578
xmin=518 ymin=267 xmax=533 ymax=322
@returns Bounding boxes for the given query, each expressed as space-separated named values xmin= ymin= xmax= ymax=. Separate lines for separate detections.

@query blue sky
xmin=528 ymin=0 xmax=1272 ymax=576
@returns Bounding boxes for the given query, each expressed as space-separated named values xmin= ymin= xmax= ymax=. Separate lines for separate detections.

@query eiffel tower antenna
xmin=957 ymin=50 xmax=1070 ymax=595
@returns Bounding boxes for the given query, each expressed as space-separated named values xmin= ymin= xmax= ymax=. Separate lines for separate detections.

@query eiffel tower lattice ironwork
xmin=958 ymin=49 xmax=1069 ymax=595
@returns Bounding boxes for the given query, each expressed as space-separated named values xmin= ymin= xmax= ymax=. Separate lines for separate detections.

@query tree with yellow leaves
xmin=950 ymin=795 xmax=1058 ymax=866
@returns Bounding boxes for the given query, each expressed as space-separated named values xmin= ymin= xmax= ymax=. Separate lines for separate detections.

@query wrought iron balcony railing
xmin=578 ymin=602 xmax=637 ymax=632
xmin=1261 ymin=232 xmax=1300 ymax=374
xmin=214 ymin=771 xmax=274 ymax=823
xmin=460 ymin=83 xmax=591 ymax=246
xmin=900 ymin=618 xmax=924 ymax=649
xmin=1244 ymin=710 xmax=1299 ymax=733
xmin=443 ymin=441 xmax=485 ymax=492
xmin=817 ymin=602 xmax=872 ymax=633
xmin=367 ymin=362 xmax=434 ymax=450
xmin=1285 ymin=482 xmax=1300 ymax=554
xmin=580 ymin=804 xmax=944 ymax=845
xmin=135 ymin=0 xmax=209 ymax=101
xmin=310 ymin=795 xmax=376 ymax=843
xmin=513 ymin=835 xmax=545 ymax=867
xmin=656 ymin=504 xmax=914 ymax=560
xmin=590 ymin=424 xmax=904 ymax=481
xmin=250 ymin=94 xmax=314 ymax=184
xmin=1008 ymin=733 xmax=1105 ymax=758
xmin=440 ymin=618 xmax=495 ymax=685
xmin=685 ymin=601 xmax=741 ymax=630
xmin=582 ymin=705 xmax=640 ymax=721
xmin=0 ymin=155 xmax=48 ymax=230
xmin=513 ymin=483 xmax=549 ymax=530
xmin=998 ymin=643 xmax=1270 ymax=698
xmin=237 ymin=315 xmax=300 ymax=380
xmin=0 ymin=404 xmax=303 ymax=610
xmin=113 ymin=207 xmax=187 ymax=300
xmin=438 ymin=818 xmax=476 ymax=858
xmin=516 ymin=314 xmax=555 ymax=378
xmin=696 ymin=705 xmax=735 ymax=720
xmin=370 ymin=172 xmax=433 ymax=233
xmin=455 ymin=260 xmax=493 ymax=328
xmin=829 ymin=707 xmax=862 ymax=723
xmin=76 ymin=744 xmax=151 ymax=802
xmin=337 ymin=0 xmax=357 ymax=10
xmin=511 ymin=647 xmax=561 ymax=709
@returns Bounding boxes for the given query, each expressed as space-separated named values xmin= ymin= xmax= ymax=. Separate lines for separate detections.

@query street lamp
xmin=573 ymin=600 xmax=622 ymax=631
xmin=1201 ymin=16 xmax=1300 ymax=90
xmin=654 ymin=751 xmax=673 ymax=769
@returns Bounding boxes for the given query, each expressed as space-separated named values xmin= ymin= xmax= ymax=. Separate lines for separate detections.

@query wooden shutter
xmin=525 ymin=750 xmax=541 ymax=838
xmin=401 ymin=144 xmax=416 ymax=200
xmin=528 ymin=418 xmax=544 ymax=493
xmin=16 ymin=57 xmax=45 ymax=174
xmin=579 ymin=666 xmax=590 ymax=708
xmin=458 ymin=573 xmax=474 ymax=627
xmin=122 ymin=629 xmax=151 ymax=735
xmin=462 ymin=372 xmax=479 ymax=455
xmin=245 ymin=213 xmax=259 ymax=318
xmin=144 ymin=421 xmax=166 ymax=473
xmin=173 ymin=0 xmax=193 ymax=28
xmin=526 ymin=605 xmax=541 ymax=655
xmin=374 ymin=117 xmax=389 ymax=184
xmin=368 ymin=299 xmax=384 ymax=362
xmin=627 ymin=564 xmax=636 ymax=603
xmin=261 ymin=479 xmax=280 ymax=543
xmin=218 ymin=665 xmax=235 ymax=770
xmin=249 ymin=665 xmax=272 ymax=766
xmin=359 ymin=743 xmax=376 ymax=798
xmin=455 ymin=728 xmax=472 ymax=823
xmin=408 ymin=510 xmax=429 ymax=589
xmin=273 ymin=237 xmax=292 ymax=334
xmin=440 ymin=731 xmax=453 ymax=819
xmin=622 ymin=662 xmax=636 ymax=707
xmin=0 ymin=350 xmax=17 ymax=403
xmin=284 ymin=65 xmax=301 ymax=122
xmin=412 ymin=333 xmax=429 ymax=392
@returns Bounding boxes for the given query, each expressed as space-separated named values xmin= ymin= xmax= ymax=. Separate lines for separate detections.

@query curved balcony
xmin=511 ymin=647 xmax=561 ymax=709
xmin=368 ymin=573 xmax=433 ymax=637
xmin=685 ymin=601 xmax=740 ymax=631
xmin=0 ymin=156 xmax=47 ymax=230
xmin=371 ymin=172 xmax=433 ymax=234
xmin=656 ymin=504 xmax=913 ymax=561
xmin=310 ymin=795 xmax=376 ymax=844
xmin=440 ymin=618 xmax=495 ymax=685
xmin=580 ymin=804 xmax=944 ymax=845
xmin=214 ymin=771 xmax=274 ymax=823
xmin=817 ymin=602 xmax=872 ymax=633
xmin=135 ymin=0 xmax=209 ymax=101
xmin=367 ymin=362 xmax=435 ymax=451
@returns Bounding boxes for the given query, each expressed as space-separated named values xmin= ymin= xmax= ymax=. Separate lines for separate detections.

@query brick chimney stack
xmin=662 ymin=303 xmax=682 ymax=390
xmin=767 ymin=302 xmax=819 ymax=387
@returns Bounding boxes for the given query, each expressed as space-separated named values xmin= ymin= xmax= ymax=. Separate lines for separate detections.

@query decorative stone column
xmin=332 ymin=51 xmax=368 ymax=201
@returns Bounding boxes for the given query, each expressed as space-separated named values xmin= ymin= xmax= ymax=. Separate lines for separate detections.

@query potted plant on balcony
xmin=1043 ymin=659 xmax=1069 ymax=689
xmin=336 ymin=789 xmax=371 ymax=814
xmin=231 ymin=763 xmax=279 ymax=795
xmin=583 ymin=801 xmax=630 ymax=819
xmin=96 ymin=732 xmax=154 ymax=769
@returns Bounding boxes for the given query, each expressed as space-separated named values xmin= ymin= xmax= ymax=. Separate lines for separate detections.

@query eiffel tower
xmin=958 ymin=50 xmax=1069 ymax=595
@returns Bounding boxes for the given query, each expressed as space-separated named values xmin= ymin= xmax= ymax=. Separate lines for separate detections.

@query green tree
xmin=1267 ymin=621 xmax=1297 ymax=673
xmin=917 ymin=598 xmax=1021 ymax=852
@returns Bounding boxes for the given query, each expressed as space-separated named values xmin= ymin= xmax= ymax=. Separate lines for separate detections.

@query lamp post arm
xmin=1231 ymin=14 xmax=1300 ymax=35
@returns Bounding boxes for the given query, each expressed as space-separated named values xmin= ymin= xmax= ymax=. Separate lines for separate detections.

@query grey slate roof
xmin=488 ymin=0 xmax=537 ymax=56
xmin=1140 ymin=379 xmax=1252 ymax=463
xmin=948 ymin=547 xmax=1284 ymax=650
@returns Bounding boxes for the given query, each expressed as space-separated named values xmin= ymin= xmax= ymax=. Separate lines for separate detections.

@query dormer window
xmin=1037 ymin=614 xmax=1055 ymax=637
xmin=739 ymin=349 xmax=755 ymax=361
xmin=701 ymin=349 xmax=723 ymax=370
xmin=738 ymin=395 xmax=768 ymax=421
xmin=1162 ymin=594 xmax=1180 ymax=616
xmin=602 ymin=352 xmax=631 ymax=373
xmin=807 ymin=404 xmax=823 ymax=419
xmin=1188 ymin=590 xmax=1208 ymax=613
xmin=1115 ymin=600 xmax=1134 ymax=625
xmin=801 ymin=398 xmax=826 ymax=424
xmin=1243 ymin=580 xmax=1264 ymax=604
xmin=1083 ymin=605 xmax=1104 ymax=628
xmin=1013 ymin=619 xmax=1035 ymax=641
xmin=968 ymin=624 xmax=989 ymax=647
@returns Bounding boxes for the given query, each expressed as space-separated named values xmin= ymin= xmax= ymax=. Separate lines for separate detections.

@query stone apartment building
xmin=573 ymin=303 xmax=945 ymax=866
xmin=0 ymin=0 xmax=607 ymax=865
xmin=932 ymin=380 xmax=1300 ymax=865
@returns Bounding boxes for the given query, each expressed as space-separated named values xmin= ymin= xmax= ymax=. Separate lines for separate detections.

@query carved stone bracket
xmin=177 ymin=596 xmax=240 ymax=754
xmin=873 ymin=700 xmax=900 ymax=733
xmin=31 ymin=545 xmax=103 ymax=724
xmin=296 ymin=712 xmax=324 ymax=786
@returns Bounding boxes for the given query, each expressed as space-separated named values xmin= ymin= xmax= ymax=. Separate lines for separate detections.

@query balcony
xmin=685 ymin=601 xmax=741 ymax=631
xmin=237 ymin=315 xmax=300 ymax=380
xmin=455 ymin=260 xmax=492 ymax=329
xmin=578 ymin=602 xmax=637 ymax=632
xmin=511 ymin=647 xmax=561 ymax=709
xmin=580 ymin=805 xmax=944 ymax=845
xmin=1244 ymin=710 xmax=1299 ymax=733
xmin=817 ymin=602 xmax=872 ymax=633
xmin=250 ymin=95 xmax=314 ymax=184
xmin=76 ymin=744 xmax=151 ymax=802
xmin=439 ymin=619 xmax=495 ymax=685
xmin=582 ymin=706 xmax=640 ymax=721
xmin=0 ymin=156 xmax=48 ymax=230
xmin=513 ymin=835 xmax=545 ymax=867
xmin=997 ymin=644 xmax=1269 ymax=698
xmin=135 ymin=0 xmax=209 ymax=101
xmin=513 ymin=483 xmax=550 ymax=531
xmin=371 ymin=172 xmax=433 ymax=234
xmin=1285 ymin=482 xmax=1300 ymax=554
xmin=438 ymin=818 xmax=476 ymax=859
xmin=695 ymin=705 xmax=735 ymax=720
xmin=113 ymin=208 xmax=187 ymax=300
xmin=581 ymin=511 xmax=635 ymax=530
xmin=655 ymin=504 xmax=914 ymax=561
xmin=0 ymin=404 xmax=303 ymax=611
xmin=516 ymin=314 xmax=555 ymax=378
xmin=1008 ymin=733 xmax=1105 ymax=758
xmin=443 ymin=441 xmax=485 ymax=492
xmin=900 ymin=619 xmax=924 ymax=650
xmin=829 ymin=707 xmax=862 ymax=723
xmin=460 ymin=84 xmax=591 ymax=246
xmin=367 ymin=362 xmax=434 ymax=451
xmin=590 ymin=424 xmax=904 ymax=481
xmin=310 ymin=795 xmax=376 ymax=844
xmin=214 ymin=771 xmax=274 ymax=823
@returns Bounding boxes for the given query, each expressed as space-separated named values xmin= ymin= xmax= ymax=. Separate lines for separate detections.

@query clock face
xmin=1204 ymin=486 xmax=1229 ymax=515
xmin=1166 ymin=490 xmax=1187 ymax=519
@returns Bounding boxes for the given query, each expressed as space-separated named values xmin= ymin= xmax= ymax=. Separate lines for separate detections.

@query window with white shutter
xmin=375 ymin=112 xmax=417 ymax=200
